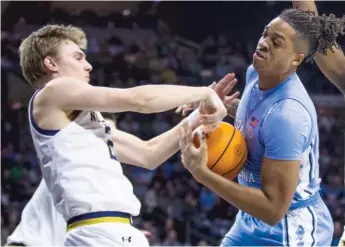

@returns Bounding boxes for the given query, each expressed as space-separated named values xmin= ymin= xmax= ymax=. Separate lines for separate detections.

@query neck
xmin=258 ymin=70 xmax=294 ymax=90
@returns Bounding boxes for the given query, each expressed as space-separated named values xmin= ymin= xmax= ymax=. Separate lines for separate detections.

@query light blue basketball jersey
xmin=221 ymin=65 xmax=334 ymax=246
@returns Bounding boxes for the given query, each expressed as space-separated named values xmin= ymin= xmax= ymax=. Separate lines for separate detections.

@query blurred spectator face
xmin=167 ymin=230 xmax=177 ymax=241
xmin=253 ymin=17 xmax=304 ymax=76
xmin=52 ymin=40 xmax=92 ymax=83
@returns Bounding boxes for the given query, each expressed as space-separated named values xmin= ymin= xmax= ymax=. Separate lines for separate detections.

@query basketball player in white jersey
xmin=18 ymin=24 xmax=234 ymax=246
xmin=5 ymin=114 xmax=155 ymax=246
xmin=293 ymin=1 xmax=345 ymax=246
xmin=5 ymin=179 xmax=65 ymax=246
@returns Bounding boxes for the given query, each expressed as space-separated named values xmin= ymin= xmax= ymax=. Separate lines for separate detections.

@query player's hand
xmin=179 ymin=122 xmax=208 ymax=176
xmin=209 ymin=73 xmax=240 ymax=119
xmin=175 ymin=73 xmax=239 ymax=116
xmin=292 ymin=0 xmax=318 ymax=13
xmin=200 ymin=89 xmax=227 ymax=132
xmin=175 ymin=101 xmax=200 ymax=116
xmin=212 ymin=73 xmax=240 ymax=102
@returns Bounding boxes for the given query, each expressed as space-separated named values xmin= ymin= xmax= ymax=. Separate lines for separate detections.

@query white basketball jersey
xmin=28 ymin=89 xmax=141 ymax=221
xmin=6 ymin=180 xmax=66 ymax=246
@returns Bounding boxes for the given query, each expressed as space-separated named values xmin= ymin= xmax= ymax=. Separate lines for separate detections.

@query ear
xmin=43 ymin=56 xmax=58 ymax=72
xmin=292 ymin=53 xmax=305 ymax=67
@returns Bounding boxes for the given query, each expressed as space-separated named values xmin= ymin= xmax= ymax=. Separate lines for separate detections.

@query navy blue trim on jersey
xmin=67 ymin=211 xmax=132 ymax=225
xmin=29 ymin=88 xmax=60 ymax=136
xmin=308 ymin=143 xmax=314 ymax=183
xmin=284 ymin=215 xmax=290 ymax=246
xmin=307 ymin=206 xmax=316 ymax=246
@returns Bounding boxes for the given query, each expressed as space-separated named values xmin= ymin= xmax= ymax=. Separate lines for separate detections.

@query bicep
xmin=111 ymin=129 xmax=149 ymax=168
xmin=261 ymin=157 xmax=300 ymax=216
xmin=44 ymin=77 xmax=138 ymax=112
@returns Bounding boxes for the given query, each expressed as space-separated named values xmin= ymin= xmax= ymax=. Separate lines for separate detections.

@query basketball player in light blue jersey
xmin=178 ymin=8 xmax=345 ymax=246
xmin=293 ymin=1 xmax=345 ymax=246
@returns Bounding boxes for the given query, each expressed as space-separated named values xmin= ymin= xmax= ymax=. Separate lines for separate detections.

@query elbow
xmin=143 ymin=158 xmax=159 ymax=170
xmin=265 ymin=216 xmax=281 ymax=226
xmin=264 ymin=208 xmax=287 ymax=226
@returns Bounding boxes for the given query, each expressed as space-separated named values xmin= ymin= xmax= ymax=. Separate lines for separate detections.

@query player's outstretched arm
xmin=112 ymin=117 xmax=195 ymax=170
xmin=111 ymin=76 xmax=239 ymax=170
xmin=180 ymin=101 xmax=309 ymax=226
xmin=293 ymin=0 xmax=345 ymax=94
xmin=42 ymin=76 xmax=223 ymax=115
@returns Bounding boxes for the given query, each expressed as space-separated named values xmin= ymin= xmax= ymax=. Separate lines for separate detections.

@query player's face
xmin=253 ymin=17 xmax=304 ymax=74
xmin=52 ymin=40 xmax=92 ymax=83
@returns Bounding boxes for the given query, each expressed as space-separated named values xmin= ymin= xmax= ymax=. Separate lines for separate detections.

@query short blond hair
xmin=19 ymin=24 xmax=87 ymax=88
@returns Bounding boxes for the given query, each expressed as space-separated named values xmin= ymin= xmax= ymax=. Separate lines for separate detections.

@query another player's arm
xmin=191 ymin=159 xmax=299 ymax=226
xmin=183 ymin=102 xmax=309 ymax=226
xmin=112 ymin=116 xmax=200 ymax=170
xmin=293 ymin=0 xmax=345 ymax=94
xmin=42 ymin=77 xmax=217 ymax=114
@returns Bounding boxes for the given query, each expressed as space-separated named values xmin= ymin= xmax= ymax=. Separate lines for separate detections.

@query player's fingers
xmin=182 ymin=107 xmax=192 ymax=116
xmin=215 ymin=73 xmax=235 ymax=93
xmin=223 ymin=91 xmax=240 ymax=105
xmin=200 ymin=106 xmax=226 ymax=126
xmin=175 ymin=105 xmax=183 ymax=114
xmin=222 ymin=78 xmax=238 ymax=96
xmin=209 ymin=81 xmax=217 ymax=90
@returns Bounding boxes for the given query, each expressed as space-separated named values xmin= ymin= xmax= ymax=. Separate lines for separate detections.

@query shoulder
xmin=267 ymin=99 xmax=311 ymax=122
xmin=36 ymin=77 xmax=86 ymax=106
xmin=262 ymin=99 xmax=312 ymax=137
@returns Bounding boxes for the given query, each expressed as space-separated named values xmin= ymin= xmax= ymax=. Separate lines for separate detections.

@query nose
xmin=258 ymin=39 xmax=269 ymax=53
xmin=85 ymin=61 xmax=93 ymax=72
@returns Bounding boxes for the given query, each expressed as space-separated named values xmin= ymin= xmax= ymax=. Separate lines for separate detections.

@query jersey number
xmin=105 ymin=125 xmax=117 ymax=160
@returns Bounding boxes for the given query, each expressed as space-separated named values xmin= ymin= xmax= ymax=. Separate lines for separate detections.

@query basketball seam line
xmin=222 ymin=144 xmax=247 ymax=176
xmin=209 ymin=127 xmax=236 ymax=171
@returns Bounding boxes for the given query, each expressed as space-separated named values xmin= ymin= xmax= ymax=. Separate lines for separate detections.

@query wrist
xmin=186 ymin=109 xmax=200 ymax=130
xmin=192 ymin=167 xmax=211 ymax=182
xmin=203 ymin=87 xmax=215 ymax=101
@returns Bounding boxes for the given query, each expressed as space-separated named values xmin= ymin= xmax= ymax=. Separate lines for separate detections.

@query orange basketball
xmin=193 ymin=122 xmax=247 ymax=180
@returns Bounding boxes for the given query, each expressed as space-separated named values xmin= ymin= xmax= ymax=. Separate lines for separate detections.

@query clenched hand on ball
xmin=179 ymin=122 xmax=208 ymax=179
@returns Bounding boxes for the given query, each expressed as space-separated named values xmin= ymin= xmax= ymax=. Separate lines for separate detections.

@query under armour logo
xmin=121 ymin=236 xmax=132 ymax=243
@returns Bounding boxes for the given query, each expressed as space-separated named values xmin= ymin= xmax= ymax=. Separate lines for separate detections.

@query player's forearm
xmin=314 ymin=50 xmax=345 ymax=94
xmin=194 ymin=169 xmax=283 ymax=226
xmin=146 ymin=116 xmax=200 ymax=169
xmin=145 ymin=120 xmax=186 ymax=169
xmin=226 ymin=99 xmax=240 ymax=118
xmin=129 ymin=85 xmax=212 ymax=114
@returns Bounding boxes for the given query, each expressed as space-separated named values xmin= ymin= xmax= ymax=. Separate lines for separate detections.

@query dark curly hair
xmin=279 ymin=8 xmax=345 ymax=62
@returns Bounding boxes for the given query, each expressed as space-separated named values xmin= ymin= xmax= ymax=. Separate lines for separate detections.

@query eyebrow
xmin=264 ymin=26 xmax=287 ymax=42
xmin=73 ymin=51 xmax=86 ymax=57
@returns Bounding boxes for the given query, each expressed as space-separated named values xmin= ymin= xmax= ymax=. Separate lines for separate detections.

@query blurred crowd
xmin=1 ymin=2 xmax=345 ymax=246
